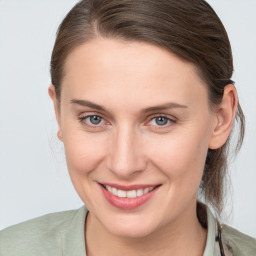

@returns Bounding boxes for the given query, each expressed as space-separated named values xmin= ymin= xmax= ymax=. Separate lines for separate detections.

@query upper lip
xmin=99 ymin=182 xmax=161 ymax=191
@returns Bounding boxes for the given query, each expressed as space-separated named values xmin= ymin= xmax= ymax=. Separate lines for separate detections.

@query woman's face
xmin=52 ymin=38 xmax=218 ymax=238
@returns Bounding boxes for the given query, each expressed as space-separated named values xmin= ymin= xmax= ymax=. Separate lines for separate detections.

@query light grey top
xmin=0 ymin=203 xmax=255 ymax=255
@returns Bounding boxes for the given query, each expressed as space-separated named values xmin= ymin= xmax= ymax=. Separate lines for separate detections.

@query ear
xmin=209 ymin=84 xmax=237 ymax=149
xmin=48 ymin=85 xmax=63 ymax=142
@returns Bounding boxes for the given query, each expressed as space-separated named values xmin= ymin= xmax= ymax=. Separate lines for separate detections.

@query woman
xmin=0 ymin=0 xmax=255 ymax=255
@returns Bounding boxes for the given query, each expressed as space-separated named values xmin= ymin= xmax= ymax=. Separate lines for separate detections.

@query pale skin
xmin=49 ymin=38 xmax=237 ymax=256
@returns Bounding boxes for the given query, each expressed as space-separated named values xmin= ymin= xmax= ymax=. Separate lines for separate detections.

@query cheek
xmin=145 ymin=131 xmax=210 ymax=212
xmin=62 ymin=130 xmax=109 ymax=205
xmin=62 ymin=129 xmax=107 ymax=176
xmin=147 ymin=129 xmax=209 ymax=181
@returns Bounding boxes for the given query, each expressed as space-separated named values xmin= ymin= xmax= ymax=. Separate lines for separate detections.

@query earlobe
xmin=48 ymin=85 xmax=63 ymax=142
xmin=57 ymin=130 xmax=63 ymax=141
xmin=209 ymin=84 xmax=237 ymax=149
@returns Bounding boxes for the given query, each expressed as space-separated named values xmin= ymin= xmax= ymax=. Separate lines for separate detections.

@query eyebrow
xmin=70 ymin=99 xmax=188 ymax=114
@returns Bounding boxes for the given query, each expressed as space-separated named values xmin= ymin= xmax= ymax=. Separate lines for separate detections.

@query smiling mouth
xmin=100 ymin=184 xmax=161 ymax=198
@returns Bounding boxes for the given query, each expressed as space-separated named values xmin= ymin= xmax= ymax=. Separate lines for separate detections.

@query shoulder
xmin=221 ymin=224 xmax=256 ymax=256
xmin=0 ymin=206 xmax=87 ymax=255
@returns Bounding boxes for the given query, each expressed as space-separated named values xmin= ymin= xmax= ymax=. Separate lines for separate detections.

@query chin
xmin=103 ymin=215 xmax=160 ymax=239
xmin=110 ymin=226 xmax=156 ymax=239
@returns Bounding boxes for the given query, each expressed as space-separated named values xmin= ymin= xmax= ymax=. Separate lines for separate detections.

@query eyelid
xmin=146 ymin=114 xmax=176 ymax=128
xmin=78 ymin=112 xmax=176 ymax=129
xmin=78 ymin=112 xmax=110 ymax=128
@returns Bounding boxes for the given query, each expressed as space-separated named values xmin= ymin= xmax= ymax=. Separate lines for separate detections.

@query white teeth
xmin=136 ymin=189 xmax=144 ymax=197
xmin=127 ymin=190 xmax=137 ymax=198
xmin=105 ymin=185 xmax=156 ymax=198
xmin=106 ymin=186 xmax=112 ymax=193
xmin=117 ymin=190 xmax=126 ymax=198
xmin=112 ymin=187 xmax=118 ymax=196
xmin=144 ymin=188 xmax=149 ymax=194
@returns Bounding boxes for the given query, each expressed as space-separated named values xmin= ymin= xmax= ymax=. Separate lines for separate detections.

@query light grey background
xmin=0 ymin=0 xmax=255 ymax=237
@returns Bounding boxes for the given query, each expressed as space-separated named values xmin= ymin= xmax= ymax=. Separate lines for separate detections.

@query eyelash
xmin=78 ymin=113 xmax=176 ymax=130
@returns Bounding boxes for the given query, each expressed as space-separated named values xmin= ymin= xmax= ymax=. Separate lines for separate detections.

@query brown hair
xmin=50 ymin=0 xmax=245 ymax=216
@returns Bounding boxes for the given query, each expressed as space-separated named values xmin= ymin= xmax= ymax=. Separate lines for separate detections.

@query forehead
xmin=64 ymin=37 xmax=200 ymax=81
xmin=62 ymin=38 xmax=208 ymax=109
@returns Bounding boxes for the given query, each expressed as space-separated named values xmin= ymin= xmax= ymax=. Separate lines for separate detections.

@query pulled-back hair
xmin=50 ymin=0 xmax=245 ymax=216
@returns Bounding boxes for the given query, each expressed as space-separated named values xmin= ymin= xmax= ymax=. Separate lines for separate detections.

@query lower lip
xmin=99 ymin=184 xmax=160 ymax=210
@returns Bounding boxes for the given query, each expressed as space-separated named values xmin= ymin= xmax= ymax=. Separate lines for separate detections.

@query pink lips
xmin=99 ymin=183 xmax=161 ymax=210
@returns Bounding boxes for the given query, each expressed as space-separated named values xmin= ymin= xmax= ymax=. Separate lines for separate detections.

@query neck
xmin=85 ymin=202 xmax=207 ymax=256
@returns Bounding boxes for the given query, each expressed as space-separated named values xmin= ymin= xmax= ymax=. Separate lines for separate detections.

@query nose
xmin=107 ymin=125 xmax=147 ymax=179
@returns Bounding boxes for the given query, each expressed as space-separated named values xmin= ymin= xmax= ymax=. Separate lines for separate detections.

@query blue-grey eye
xmin=152 ymin=116 xmax=170 ymax=126
xmin=88 ymin=115 xmax=102 ymax=125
